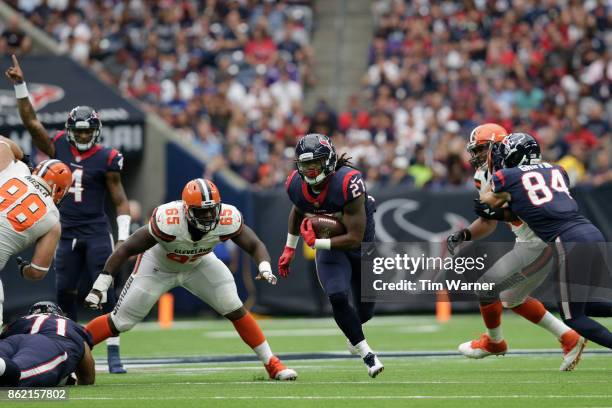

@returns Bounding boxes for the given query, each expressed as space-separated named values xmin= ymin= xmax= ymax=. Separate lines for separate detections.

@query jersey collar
xmin=301 ymin=174 xmax=333 ymax=208
xmin=70 ymin=144 xmax=102 ymax=163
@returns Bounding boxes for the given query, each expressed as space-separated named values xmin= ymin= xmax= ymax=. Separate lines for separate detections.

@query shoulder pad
xmin=106 ymin=148 xmax=124 ymax=171
xmin=339 ymin=168 xmax=364 ymax=202
xmin=217 ymin=204 xmax=244 ymax=241
xmin=148 ymin=202 xmax=183 ymax=242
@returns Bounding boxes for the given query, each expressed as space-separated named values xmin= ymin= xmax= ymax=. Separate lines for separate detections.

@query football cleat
xmin=107 ymin=345 xmax=127 ymax=374
xmin=363 ymin=352 xmax=384 ymax=378
xmin=559 ymin=331 xmax=586 ymax=371
xmin=346 ymin=338 xmax=359 ymax=355
xmin=265 ymin=356 xmax=297 ymax=381
xmin=458 ymin=334 xmax=507 ymax=359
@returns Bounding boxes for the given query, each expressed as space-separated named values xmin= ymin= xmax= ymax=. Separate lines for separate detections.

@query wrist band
xmin=258 ymin=261 xmax=272 ymax=273
xmin=14 ymin=82 xmax=29 ymax=99
xmin=29 ymin=263 xmax=49 ymax=272
xmin=462 ymin=228 xmax=472 ymax=241
xmin=314 ymin=239 xmax=331 ymax=250
xmin=286 ymin=233 xmax=299 ymax=249
xmin=116 ymin=214 xmax=131 ymax=241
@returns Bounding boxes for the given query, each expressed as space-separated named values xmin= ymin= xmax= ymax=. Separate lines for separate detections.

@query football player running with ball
xmin=447 ymin=124 xmax=584 ymax=371
xmin=6 ymin=54 xmax=131 ymax=373
xmin=84 ymin=179 xmax=297 ymax=381
xmin=481 ymin=132 xmax=612 ymax=350
xmin=279 ymin=134 xmax=383 ymax=378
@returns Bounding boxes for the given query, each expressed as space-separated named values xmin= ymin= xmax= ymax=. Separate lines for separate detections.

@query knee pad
xmin=109 ymin=312 xmax=137 ymax=333
xmin=0 ymin=358 xmax=20 ymax=386
xmin=475 ymin=287 xmax=500 ymax=304
xmin=328 ymin=292 xmax=350 ymax=307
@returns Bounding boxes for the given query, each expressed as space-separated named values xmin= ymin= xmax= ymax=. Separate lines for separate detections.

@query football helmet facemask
xmin=65 ymin=106 xmax=102 ymax=151
xmin=488 ymin=132 xmax=541 ymax=172
xmin=182 ymin=178 xmax=221 ymax=234
xmin=467 ymin=123 xmax=508 ymax=168
xmin=295 ymin=133 xmax=337 ymax=186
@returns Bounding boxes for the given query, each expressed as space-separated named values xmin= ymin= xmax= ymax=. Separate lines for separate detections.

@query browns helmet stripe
xmin=36 ymin=159 xmax=62 ymax=178
xmin=196 ymin=178 xmax=209 ymax=203
xmin=205 ymin=179 xmax=220 ymax=203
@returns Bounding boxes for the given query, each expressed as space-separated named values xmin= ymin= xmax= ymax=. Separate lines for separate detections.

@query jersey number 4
xmin=521 ymin=169 xmax=571 ymax=206
xmin=0 ymin=178 xmax=47 ymax=231
xmin=69 ymin=169 xmax=84 ymax=202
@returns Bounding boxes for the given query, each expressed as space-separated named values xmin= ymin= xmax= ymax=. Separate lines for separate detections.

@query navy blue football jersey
xmin=1 ymin=313 xmax=93 ymax=379
xmin=51 ymin=131 xmax=124 ymax=238
xmin=491 ymin=163 xmax=592 ymax=242
xmin=286 ymin=166 xmax=376 ymax=242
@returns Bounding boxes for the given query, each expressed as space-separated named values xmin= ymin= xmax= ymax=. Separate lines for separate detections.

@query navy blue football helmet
xmin=65 ymin=106 xmax=102 ymax=151
xmin=28 ymin=301 xmax=65 ymax=316
xmin=489 ymin=132 xmax=541 ymax=171
xmin=294 ymin=133 xmax=337 ymax=185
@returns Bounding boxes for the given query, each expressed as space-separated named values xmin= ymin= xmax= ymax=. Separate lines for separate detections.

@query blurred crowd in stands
xmin=6 ymin=0 xmax=612 ymax=189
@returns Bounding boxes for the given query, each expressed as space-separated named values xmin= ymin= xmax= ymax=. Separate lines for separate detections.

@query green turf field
xmin=3 ymin=314 xmax=611 ymax=407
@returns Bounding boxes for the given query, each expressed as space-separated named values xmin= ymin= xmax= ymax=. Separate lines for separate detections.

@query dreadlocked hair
xmin=335 ymin=153 xmax=355 ymax=170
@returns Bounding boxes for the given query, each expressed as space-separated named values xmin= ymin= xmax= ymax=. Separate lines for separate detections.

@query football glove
xmin=278 ymin=247 xmax=296 ymax=278
xmin=300 ymin=218 xmax=317 ymax=248
xmin=84 ymin=272 xmax=113 ymax=310
xmin=474 ymin=199 xmax=505 ymax=221
xmin=446 ymin=228 xmax=471 ymax=256
xmin=255 ymin=261 xmax=277 ymax=285
xmin=16 ymin=256 xmax=29 ymax=277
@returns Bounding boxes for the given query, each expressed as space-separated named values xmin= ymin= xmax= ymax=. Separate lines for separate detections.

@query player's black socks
xmin=585 ymin=302 xmax=612 ymax=317
xmin=57 ymin=290 xmax=78 ymax=321
xmin=0 ymin=357 xmax=20 ymax=386
xmin=329 ymin=292 xmax=365 ymax=345
xmin=565 ymin=315 xmax=612 ymax=348
xmin=357 ymin=302 xmax=376 ymax=325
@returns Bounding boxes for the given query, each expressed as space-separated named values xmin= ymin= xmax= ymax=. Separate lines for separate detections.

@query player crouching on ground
xmin=84 ymin=179 xmax=297 ymax=380
xmin=0 ymin=301 xmax=95 ymax=387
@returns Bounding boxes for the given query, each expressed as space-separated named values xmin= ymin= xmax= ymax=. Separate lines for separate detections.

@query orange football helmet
xmin=467 ymin=123 xmax=508 ymax=168
xmin=181 ymin=178 xmax=221 ymax=233
xmin=32 ymin=159 xmax=72 ymax=205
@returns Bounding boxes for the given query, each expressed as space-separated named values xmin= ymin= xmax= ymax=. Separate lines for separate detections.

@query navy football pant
xmin=0 ymin=335 xmax=69 ymax=387
xmin=555 ymin=225 xmax=612 ymax=348
xmin=316 ymin=249 xmax=376 ymax=346
xmin=55 ymin=235 xmax=117 ymax=321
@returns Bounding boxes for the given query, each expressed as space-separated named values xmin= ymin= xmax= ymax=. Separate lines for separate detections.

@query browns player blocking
xmin=6 ymin=54 xmax=130 ymax=373
xmin=447 ymin=124 xmax=584 ymax=371
xmin=84 ymin=179 xmax=297 ymax=380
xmin=0 ymin=301 xmax=95 ymax=387
xmin=0 ymin=134 xmax=71 ymax=327
xmin=279 ymin=133 xmax=383 ymax=377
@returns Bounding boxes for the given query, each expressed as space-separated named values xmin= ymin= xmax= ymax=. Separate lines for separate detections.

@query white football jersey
xmin=146 ymin=201 xmax=243 ymax=272
xmin=0 ymin=161 xmax=60 ymax=269
xmin=474 ymin=167 xmax=539 ymax=242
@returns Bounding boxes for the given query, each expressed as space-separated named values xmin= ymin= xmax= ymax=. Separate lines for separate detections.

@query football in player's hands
xmin=308 ymin=215 xmax=347 ymax=238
